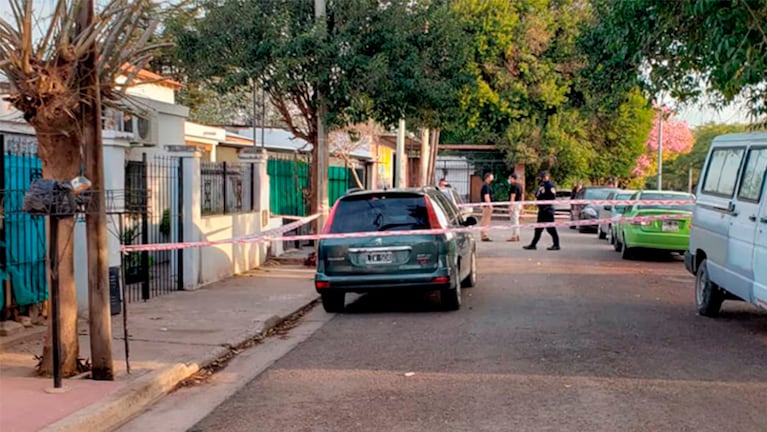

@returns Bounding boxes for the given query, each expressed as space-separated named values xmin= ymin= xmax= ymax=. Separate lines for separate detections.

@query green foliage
xmin=583 ymin=0 xmax=767 ymax=124
xmin=159 ymin=209 xmax=171 ymax=237
xmin=443 ymin=0 xmax=655 ymax=191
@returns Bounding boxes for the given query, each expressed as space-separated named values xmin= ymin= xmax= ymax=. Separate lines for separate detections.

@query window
xmin=584 ymin=188 xmax=615 ymax=200
xmin=702 ymin=148 xmax=745 ymax=197
xmin=638 ymin=193 xmax=695 ymax=212
xmin=329 ymin=196 xmax=431 ymax=233
xmin=431 ymin=192 xmax=458 ymax=225
xmin=738 ymin=148 xmax=767 ymax=202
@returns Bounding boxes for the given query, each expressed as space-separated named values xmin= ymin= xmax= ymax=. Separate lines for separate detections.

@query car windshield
xmin=329 ymin=196 xmax=430 ymax=233
xmin=583 ymin=188 xmax=615 ymax=200
xmin=638 ymin=193 xmax=695 ymax=211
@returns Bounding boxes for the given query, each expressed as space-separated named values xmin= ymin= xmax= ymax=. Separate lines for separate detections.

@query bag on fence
xmin=22 ymin=179 xmax=77 ymax=216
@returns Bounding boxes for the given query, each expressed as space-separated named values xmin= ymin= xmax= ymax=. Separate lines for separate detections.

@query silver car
xmin=597 ymin=190 xmax=636 ymax=240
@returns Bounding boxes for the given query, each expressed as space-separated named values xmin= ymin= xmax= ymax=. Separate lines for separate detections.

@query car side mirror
xmin=463 ymin=216 xmax=478 ymax=226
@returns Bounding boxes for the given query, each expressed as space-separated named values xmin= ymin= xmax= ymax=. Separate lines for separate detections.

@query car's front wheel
xmin=321 ymin=292 xmax=345 ymax=313
xmin=613 ymin=233 xmax=623 ymax=252
xmin=696 ymin=259 xmax=725 ymax=317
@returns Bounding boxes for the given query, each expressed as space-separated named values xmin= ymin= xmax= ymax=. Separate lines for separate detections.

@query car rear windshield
xmin=584 ymin=188 xmax=614 ymax=200
xmin=638 ymin=193 xmax=695 ymax=211
xmin=329 ymin=195 xmax=430 ymax=233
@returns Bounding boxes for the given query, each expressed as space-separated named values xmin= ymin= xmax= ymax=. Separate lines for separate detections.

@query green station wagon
xmin=315 ymin=188 xmax=478 ymax=312
xmin=613 ymin=190 xmax=695 ymax=259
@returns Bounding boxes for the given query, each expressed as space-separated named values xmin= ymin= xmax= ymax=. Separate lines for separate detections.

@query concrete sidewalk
xmin=0 ymin=266 xmax=318 ymax=432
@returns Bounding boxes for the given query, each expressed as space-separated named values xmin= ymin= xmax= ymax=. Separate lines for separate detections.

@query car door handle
xmin=749 ymin=215 xmax=758 ymax=222
xmin=761 ymin=217 xmax=767 ymax=224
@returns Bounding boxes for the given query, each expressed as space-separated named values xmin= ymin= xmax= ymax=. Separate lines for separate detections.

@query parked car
xmin=685 ymin=132 xmax=767 ymax=317
xmin=597 ymin=190 xmax=636 ymax=240
xmin=613 ymin=190 xmax=695 ymax=260
xmin=554 ymin=190 xmax=572 ymax=214
xmin=315 ymin=187 xmax=478 ymax=313
xmin=571 ymin=187 xmax=619 ymax=232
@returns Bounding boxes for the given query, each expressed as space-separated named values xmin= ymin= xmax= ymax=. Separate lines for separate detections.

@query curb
xmin=40 ymin=297 xmax=319 ymax=432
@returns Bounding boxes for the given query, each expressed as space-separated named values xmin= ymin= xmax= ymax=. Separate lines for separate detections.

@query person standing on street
xmin=524 ymin=171 xmax=560 ymax=251
xmin=480 ymin=172 xmax=494 ymax=242
xmin=507 ymin=173 xmax=522 ymax=242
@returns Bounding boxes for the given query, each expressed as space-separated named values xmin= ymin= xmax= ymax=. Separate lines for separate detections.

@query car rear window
xmin=329 ymin=196 xmax=430 ymax=233
xmin=638 ymin=193 xmax=695 ymax=211
xmin=584 ymin=188 xmax=614 ymax=200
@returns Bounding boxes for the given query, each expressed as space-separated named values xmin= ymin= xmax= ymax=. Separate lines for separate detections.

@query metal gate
xmin=121 ymin=154 xmax=183 ymax=302
xmin=0 ymin=134 xmax=48 ymax=314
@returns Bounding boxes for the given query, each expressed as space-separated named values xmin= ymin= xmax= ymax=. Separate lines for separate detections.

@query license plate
xmin=662 ymin=220 xmax=679 ymax=232
xmin=366 ymin=252 xmax=393 ymax=264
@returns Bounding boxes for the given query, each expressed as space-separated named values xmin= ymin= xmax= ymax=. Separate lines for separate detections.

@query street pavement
xmin=191 ymin=227 xmax=767 ymax=432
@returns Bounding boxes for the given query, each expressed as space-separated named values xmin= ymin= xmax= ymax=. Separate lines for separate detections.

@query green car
xmin=315 ymin=188 xmax=478 ymax=313
xmin=613 ymin=190 xmax=695 ymax=260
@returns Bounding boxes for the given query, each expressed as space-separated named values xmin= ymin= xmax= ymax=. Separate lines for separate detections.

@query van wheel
xmin=441 ymin=273 xmax=462 ymax=311
xmin=461 ymin=251 xmax=477 ymax=288
xmin=321 ymin=292 xmax=345 ymax=313
xmin=696 ymin=259 xmax=724 ymax=317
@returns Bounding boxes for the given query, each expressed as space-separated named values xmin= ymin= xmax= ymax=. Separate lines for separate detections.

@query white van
xmin=685 ymin=132 xmax=767 ymax=317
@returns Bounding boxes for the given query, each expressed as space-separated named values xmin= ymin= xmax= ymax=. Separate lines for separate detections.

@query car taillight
xmin=316 ymin=281 xmax=330 ymax=289
xmin=321 ymin=201 xmax=340 ymax=234
xmin=423 ymin=197 xmax=443 ymax=229
xmin=432 ymin=276 xmax=449 ymax=284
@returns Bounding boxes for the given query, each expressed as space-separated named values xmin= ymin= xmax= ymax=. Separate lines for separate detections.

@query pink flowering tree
xmin=632 ymin=107 xmax=694 ymax=182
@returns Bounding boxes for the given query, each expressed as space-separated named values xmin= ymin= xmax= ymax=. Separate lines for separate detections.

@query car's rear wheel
xmin=613 ymin=233 xmax=623 ymax=252
xmin=441 ymin=271 xmax=461 ymax=311
xmin=321 ymin=292 xmax=345 ymax=313
xmin=461 ymin=251 xmax=477 ymax=288
xmin=696 ymin=259 xmax=725 ymax=317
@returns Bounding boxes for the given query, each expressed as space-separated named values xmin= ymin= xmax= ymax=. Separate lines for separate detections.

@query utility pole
xmin=396 ymin=118 xmax=407 ymax=188
xmin=78 ymin=0 xmax=113 ymax=380
xmin=656 ymin=106 xmax=663 ymax=191
xmin=315 ymin=0 xmax=329 ymax=226
xmin=420 ymin=128 xmax=430 ymax=187
xmin=688 ymin=163 xmax=693 ymax=194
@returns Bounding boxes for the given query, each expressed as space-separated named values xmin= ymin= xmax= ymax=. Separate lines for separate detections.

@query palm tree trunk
xmin=36 ymin=132 xmax=81 ymax=377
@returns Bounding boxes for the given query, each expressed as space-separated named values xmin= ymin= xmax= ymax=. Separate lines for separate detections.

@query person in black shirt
xmin=480 ymin=172 xmax=494 ymax=241
xmin=524 ymin=171 xmax=561 ymax=250
xmin=507 ymin=173 xmax=523 ymax=242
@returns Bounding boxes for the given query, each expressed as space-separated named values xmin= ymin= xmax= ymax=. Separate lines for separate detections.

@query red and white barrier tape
xmin=121 ymin=213 xmax=689 ymax=252
xmin=121 ymin=213 xmax=320 ymax=253
xmin=461 ymin=199 xmax=695 ymax=208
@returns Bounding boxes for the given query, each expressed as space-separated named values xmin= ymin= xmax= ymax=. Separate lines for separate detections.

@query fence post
xmin=250 ymin=162 xmax=256 ymax=212
xmin=176 ymin=160 xmax=184 ymax=292
xmin=140 ymin=153 xmax=150 ymax=301
xmin=222 ymin=161 xmax=228 ymax=214
xmin=165 ymin=146 xmax=201 ymax=290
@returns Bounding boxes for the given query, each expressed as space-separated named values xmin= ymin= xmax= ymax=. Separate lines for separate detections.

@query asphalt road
xmin=191 ymin=228 xmax=767 ymax=432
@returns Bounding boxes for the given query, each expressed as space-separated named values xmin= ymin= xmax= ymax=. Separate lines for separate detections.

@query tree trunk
xmin=426 ymin=128 xmax=440 ymax=185
xmin=37 ymin=133 xmax=81 ymax=377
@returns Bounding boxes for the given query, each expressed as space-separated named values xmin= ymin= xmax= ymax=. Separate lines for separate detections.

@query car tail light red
xmin=423 ymin=197 xmax=443 ymax=229
xmin=321 ymin=201 xmax=340 ymax=234
xmin=315 ymin=281 xmax=330 ymax=289
xmin=431 ymin=276 xmax=449 ymax=284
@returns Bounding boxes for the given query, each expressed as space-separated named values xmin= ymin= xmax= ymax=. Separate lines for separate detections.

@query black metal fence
xmin=121 ymin=154 xmax=183 ymax=302
xmin=434 ymin=157 xmax=510 ymax=202
xmin=201 ymin=161 xmax=256 ymax=215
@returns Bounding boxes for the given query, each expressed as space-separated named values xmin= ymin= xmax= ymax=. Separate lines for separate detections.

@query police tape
xmin=121 ymin=213 xmax=689 ymax=253
xmin=120 ymin=213 xmax=320 ymax=253
xmin=460 ymin=198 xmax=695 ymax=208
